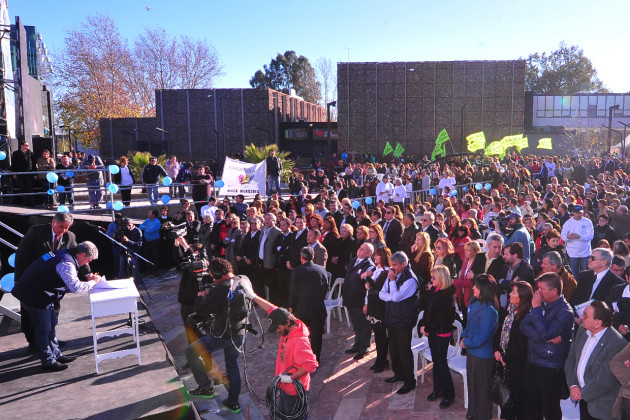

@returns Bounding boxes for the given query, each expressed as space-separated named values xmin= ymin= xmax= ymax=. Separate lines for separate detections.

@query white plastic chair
xmin=411 ymin=311 xmax=429 ymax=383
xmin=447 ymin=338 xmax=469 ymax=408
xmin=420 ymin=320 xmax=463 ymax=384
xmin=324 ymin=278 xmax=350 ymax=333
xmin=326 ymin=271 xmax=332 ymax=290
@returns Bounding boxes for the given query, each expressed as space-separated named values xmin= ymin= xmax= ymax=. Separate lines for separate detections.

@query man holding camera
xmin=115 ymin=218 xmax=143 ymax=280
xmin=492 ymin=213 xmax=533 ymax=263
xmin=184 ymin=258 xmax=253 ymax=414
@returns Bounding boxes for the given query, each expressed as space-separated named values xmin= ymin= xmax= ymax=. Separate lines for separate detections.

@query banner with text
xmin=537 ymin=138 xmax=553 ymax=150
xmin=466 ymin=131 xmax=486 ymax=152
xmin=219 ymin=157 xmax=267 ymax=197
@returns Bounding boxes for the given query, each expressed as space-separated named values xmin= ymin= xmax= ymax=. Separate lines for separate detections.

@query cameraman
xmin=492 ymin=213 xmax=533 ymax=263
xmin=184 ymin=258 xmax=253 ymax=414
xmin=116 ymin=218 xmax=143 ymax=281
xmin=178 ymin=243 xmax=210 ymax=345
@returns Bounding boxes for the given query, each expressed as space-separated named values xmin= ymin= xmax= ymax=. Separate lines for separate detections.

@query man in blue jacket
xmin=139 ymin=209 xmax=161 ymax=275
xmin=520 ymin=272 xmax=574 ymax=420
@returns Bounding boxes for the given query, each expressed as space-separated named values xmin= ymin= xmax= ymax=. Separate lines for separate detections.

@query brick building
xmin=337 ymin=60 xmax=526 ymax=158
xmin=99 ymin=88 xmax=326 ymax=162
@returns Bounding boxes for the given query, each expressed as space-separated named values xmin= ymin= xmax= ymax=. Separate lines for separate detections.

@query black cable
xmin=265 ymin=367 xmax=309 ymax=420
xmin=241 ymin=297 xmax=267 ymax=403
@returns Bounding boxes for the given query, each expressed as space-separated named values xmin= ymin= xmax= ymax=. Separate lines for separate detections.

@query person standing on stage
xmin=11 ymin=242 xmax=101 ymax=371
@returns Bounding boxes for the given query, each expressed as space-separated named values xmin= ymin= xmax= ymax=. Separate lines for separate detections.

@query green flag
xmin=537 ymin=138 xmax=552 ymax=150
xmin=393 ymin=143 xmax=405 ymax=158
xmin=466 ymin=131 xmax=486 ymax=152
xmin=485 ymin=141 xmax=503 ymax=156
xmin=435 ymin=129 xmax=450 ymax=145
xmin=383 ymin=141 xmax=394 ymax=156
xmin=431 ymin=143 xmax=445 ymax=161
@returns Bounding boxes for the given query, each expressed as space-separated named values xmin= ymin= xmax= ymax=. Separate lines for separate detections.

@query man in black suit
xmin=10 ymin=141 xmax=35 ymax=205
xmin=14 ymin=212 xmax=78 ymax=350
xmin=287 ymin=216 xmax=308 ymax=270
xmin=329 ymin=200 xmax=344 ymax=231
xmin=419 ymin=212 xmax=439 ymax=247
xmin=570 ymin=248 xmax=624 ymax=310
xmin=333 ymin=181 xmax=348 ymax=201
xmin=499 ymin=242 xmax=535 ymax=308
xmin=288 ymin=247 xmax=329 ymax=362
xmin=342 ymin=242 xmax=375 ymax=360
xmin=274 ymin=218 xmax=294 ymax=307
xmin=339 ymin=202 xmax=358 ymax=232
xmin=238 ymin=215 xmax=261 ymax=292
xmin=380 ymin=206 xmax=403 ymax=253
xmin=471 ymin=233 xmax=505 ymax=280
xmin=400 ymin=213 xmax=420 ymax=257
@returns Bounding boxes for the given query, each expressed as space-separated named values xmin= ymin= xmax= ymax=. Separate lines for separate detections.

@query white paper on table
xmin=574 ymin=300 xmax=591 ymax=318
xmin=92 ymin=276 xmax=130 ymax=290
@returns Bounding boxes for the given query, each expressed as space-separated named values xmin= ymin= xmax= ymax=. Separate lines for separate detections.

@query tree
xmin=249 ymin=51 xmax=321 ymax=104
xmin=525 ymin=42 xmax=607 ymax=94
xmin=54 ymin=15 xmax=223 ymax=148
xmin=315 ymin=56 xmax=337 ymax=116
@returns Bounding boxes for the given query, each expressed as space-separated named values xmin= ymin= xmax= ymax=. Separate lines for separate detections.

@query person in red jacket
xmin=240 ymin=284 xmax=318 ymax=414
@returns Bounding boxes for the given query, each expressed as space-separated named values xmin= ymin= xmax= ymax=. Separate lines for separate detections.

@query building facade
xmin=337 ymin=60 xmax=526 ymax=159
xmin=100 ymin=88 xmax=325 ymax=162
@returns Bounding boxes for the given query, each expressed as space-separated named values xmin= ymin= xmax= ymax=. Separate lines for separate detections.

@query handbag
xmin=489 ymin=361 xmax=513 ymax=410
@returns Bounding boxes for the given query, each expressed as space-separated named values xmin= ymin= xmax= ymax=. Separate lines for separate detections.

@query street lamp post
xmin=608 ymin=105 xmax=620 ymax=152
xmin=618 ymin=121 xmax=630 ymax=158
xmin=460 ymin=104 xmax=466 ymax=154
xmin=326 ymin=101 xmax=336 ymax=157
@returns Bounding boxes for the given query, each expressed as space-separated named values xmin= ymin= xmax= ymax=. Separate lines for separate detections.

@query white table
xmin=89 ymin=278 xmax=141 ymax=373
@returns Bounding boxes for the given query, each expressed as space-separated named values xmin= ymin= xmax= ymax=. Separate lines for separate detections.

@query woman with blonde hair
xmin=410 ymin=231 xmax=433 ymax=285
xmin=418 ymin=265 xmax=457 ymax=408
xmin=367 ymin=223 xmax=386 ymax=250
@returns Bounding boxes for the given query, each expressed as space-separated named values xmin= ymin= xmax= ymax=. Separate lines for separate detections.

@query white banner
xmin=219 ymin=157 xmax=267 ymax=197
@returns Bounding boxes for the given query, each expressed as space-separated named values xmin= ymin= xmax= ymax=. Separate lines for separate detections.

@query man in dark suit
xmin=288 ymin=216 xmax=308 ymax=270
xmin=258 ymin=213 xmax=282 ymax=303
xmin=342 ymin=242 xmax=375 ymax=360
xmin=333 ymin=181 xmax=348 ymax=201
xmin=471 ymin=233 xmax=505 ymax=280
xmin=10 ymin=141 xmax=35 ymax=205
xmin=400 ymin=213 xmax=420 ymax=257
xmin=288 ymin=247 xmax=329 ymax=362
xmin=564 ymin=301 xmax=626 ymax=420
xmin=239 ymin=215 xmax=261 ymax=294
xmin=570 ymin=248 xmax=625 ymax=309
xmin=274 ymin=218 xmax=294 ymax=307
xmin=14 ymin=212 xmax=78 ymax=350
xmin=339 ymin=202 xmax=358 ymax=232
xmin=380 ymin=206 xmax=403 ymax=253
xmin=329 ymin=200 xmax=344 ymax=232
xmin=419 ymin=212 xmax=439 ymax=247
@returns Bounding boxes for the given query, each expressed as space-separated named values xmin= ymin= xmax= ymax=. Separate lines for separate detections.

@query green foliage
xmin=525 ymin=42 xmax=607 ymax=94
xmin=125 ymin=151 xmax=167 ymax=181
xmin=243 ymin=143 xmax=294 ymax=182
xmin=249 ymin=50 xmax=321 ymax=104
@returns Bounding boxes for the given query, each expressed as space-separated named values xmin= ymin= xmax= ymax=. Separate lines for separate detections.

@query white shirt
xmin=438 ymin=177 xmax=456 ymax=192
xmin=393 ymin=185 xmax=407 ymax=202
xmin=560 ymin=216 xmax=594 ymax=258
xmin=591 ymin=269 xmax=609 ymax=299
xmin=120 ymin=166 xmax=134 ymax=186
xmin=200 ymin=205 xmax=218 ymax=220
xmin=576 ymin=328 xmax=607 ymax=388
xmin=376 ymin=182 xmax=394 ymax=202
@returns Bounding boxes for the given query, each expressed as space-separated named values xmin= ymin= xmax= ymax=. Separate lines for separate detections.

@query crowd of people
xmin=8 ymin=149 xmax=630 ymax=419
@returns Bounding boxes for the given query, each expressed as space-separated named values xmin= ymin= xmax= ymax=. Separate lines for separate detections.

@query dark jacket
xmin=266 ymin=155 xmax=282 ymax=176
xmin=570 ymin=269 xmax=625 ymax=307
xmin=380 ymin=218 xmax=403 ymax=253
xmin=10 ymin=149 xmax=34 ymax=172
xmin=471 ymin=252 xmax=505 ymax=281
xmin=520 ymin=296 xmax=574 ymax=369
xmin=288 ymin=261 xmax=328 ymax=320
xmin=493 ymin=307 xmax=529 ymax=400
xmin=56 ymin=163 xmax=76 ymax=186
xmin=366 ymin=268 xmax=389 ymax=320
xmin=435 ymin=255 xmax=457 ymax=279
xmin=141 ymin=163 xmax=168 ymax=184
xmin=422 ymin=224 xmax=440 ymax=247
xmin=400 ymin=223 xmax=420 ymax=257
xmin=418 ymin=285 xmax=457 ymax=335
xmin=289 ymin=229 xmax=308 ymax=268
xmin=342 ymin=257 xmax=375 ymax=308
xmin=592 ymin=223 xmax=617 ymax=249
xmin=194 ymin=276 xmax=251 ymax=338
xmin=383 ymin=265 xmax=420 ymax=328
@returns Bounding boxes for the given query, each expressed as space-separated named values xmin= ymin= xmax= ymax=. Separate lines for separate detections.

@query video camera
xmin=492 ymin=217 xmax=509 ymax=230
xmin=163 ymin=221 xmax=187 ymax=239
xmin=113 ymin=226 xmax=130 ymax=241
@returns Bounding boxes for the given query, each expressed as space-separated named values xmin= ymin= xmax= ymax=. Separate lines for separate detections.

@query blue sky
xmin=11 ymin=0 xmax=630 ymax=93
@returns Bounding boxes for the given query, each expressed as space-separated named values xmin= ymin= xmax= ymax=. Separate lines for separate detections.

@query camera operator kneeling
xmin=172 ymin=211 xmax=201 ymax=266
xmin=178 ymin=243 xmax=210 ymax=345
xmin=184 ymin=258 xmax=252 ymax=414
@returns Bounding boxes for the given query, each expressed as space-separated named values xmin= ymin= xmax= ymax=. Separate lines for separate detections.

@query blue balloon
xmin=1 ymin=273 xmax=14 ymax=292
xmin=0 ymin=151 xmax=6 ymax=160
xmin=57 ymin=205 xmax=69 ymax=213
xmin=66 ymin=171 xmax=74 ymax=178
xmin=113 ymin=201 xmax=124 ymax=211
xmin=161 ymin=195 xmax=171 ymax=204
xmin=463 ymin=186 xmax=468 ymax=191
xmin=162 ymin=176 xmax=172 ymax=186
xmin=429 ymin=188 xmax=437 ymax=195
xmin=215 ymin=180 xmax=225 ymax=188
xmin=450 ymin=190 xmax=458 ymax=196
xmin=108 ymin=183 xmax=119 ymax=193
xmin=106 ymin=202 xmax=112 ymax=209
xmin=8 ymin=253 xmax=16 ymax=268
xmin=56 ymin=185 xmax=66 ymax=192
xmin=108 ymin=164 xmax=120 ymax=174
xmin=475 ymin=183 xmax=482 ymax=190
xmin=47 ymin=189 xmax=54 ymax=195
xmin=365 ymin=197 xmax=373 ymax=205
xmin=352 ymin=201 xmax=360 ymax=209
xmin=46 ymin=172 xmax=58 ymax=183
xmin=106 ymin=182 xmax=111 ymax=188
xmin=484 ymin=183 xmax=491 ymax=190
